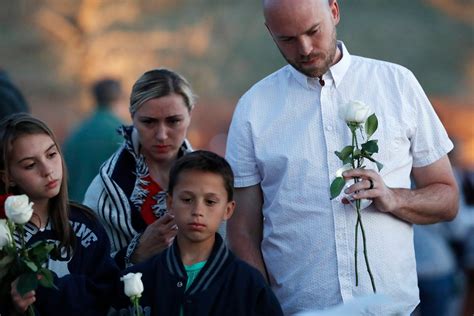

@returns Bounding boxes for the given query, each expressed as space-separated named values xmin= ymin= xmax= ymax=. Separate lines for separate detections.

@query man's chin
xmin=296 ymin=66 xmax=324 ymax=78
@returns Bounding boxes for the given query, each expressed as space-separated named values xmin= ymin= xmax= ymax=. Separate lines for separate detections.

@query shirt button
xmin=177 ymin=281 xmax=183 ymax=288
xmin=326 ymin=125 xmax=333 ymax=131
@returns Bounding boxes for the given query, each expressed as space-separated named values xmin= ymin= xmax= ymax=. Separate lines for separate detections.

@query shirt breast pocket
xmin=371 ymin=117 xmax=411 ymax=175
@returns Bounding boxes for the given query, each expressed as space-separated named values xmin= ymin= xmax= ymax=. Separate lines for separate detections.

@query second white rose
xmin=5 ymin=194 xmax=34 ymax=225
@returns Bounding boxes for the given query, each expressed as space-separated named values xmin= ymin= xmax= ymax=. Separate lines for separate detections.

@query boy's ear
xmin=223 ymin=200 xmax=236 ymax=221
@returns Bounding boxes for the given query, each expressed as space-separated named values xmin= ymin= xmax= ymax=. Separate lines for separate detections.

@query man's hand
xmin=341 ymin=156 xmax=458 ymax=224
xmin=342 ymin=168 xmax=397 ymax=213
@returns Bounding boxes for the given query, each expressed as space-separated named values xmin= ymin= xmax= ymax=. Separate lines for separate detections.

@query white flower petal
xmin=340 ymin=100 xmax=372 ymax=124
xmin=0 ymin=219 xmax=12 ymax=249
xmin=5 ymin=195 xmax=34 ymax=224
xmin=335 ymin=164 xmax=353 ymax=178
xmin=121 ymin=272 xmax=144 ymax=297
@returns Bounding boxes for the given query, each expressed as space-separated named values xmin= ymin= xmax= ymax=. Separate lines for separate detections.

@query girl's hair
xmin=129 ymin=68 xmax=196 ymax=117
xmin=0 ymin=113 xmax=74 ymax=252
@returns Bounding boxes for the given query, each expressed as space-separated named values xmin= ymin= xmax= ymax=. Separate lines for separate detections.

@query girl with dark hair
xmin=0 ymin=113 xmax=118 ymax=316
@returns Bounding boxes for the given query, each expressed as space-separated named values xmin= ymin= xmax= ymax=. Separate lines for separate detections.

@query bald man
xmin=225 ymin=0 xmax=458 ymax=314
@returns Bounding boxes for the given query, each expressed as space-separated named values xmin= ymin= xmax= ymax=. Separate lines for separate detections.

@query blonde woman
xmin=84 ymin=68 xmax=195 ymax=268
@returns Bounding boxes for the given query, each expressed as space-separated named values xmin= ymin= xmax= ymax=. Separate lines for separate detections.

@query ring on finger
xmin=368 ymin=178 xmax=374 ymax=190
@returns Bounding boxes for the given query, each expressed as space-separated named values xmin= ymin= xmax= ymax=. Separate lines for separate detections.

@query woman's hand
xmin=11 ymin=278 xmax=35 ymax=314
xmin=131 ymin=213 xmax=178 ymax=263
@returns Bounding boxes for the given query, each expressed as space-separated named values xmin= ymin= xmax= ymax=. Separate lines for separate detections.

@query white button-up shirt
xmin=226 ymin=42 xmax=453 ymax=315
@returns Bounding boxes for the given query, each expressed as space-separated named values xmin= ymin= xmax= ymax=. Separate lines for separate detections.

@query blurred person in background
xmin=413 ymin=224 xmax=458 ymax=316
xmin=0 ymin=69 xmax=30 ymax=118
xmin=414 ymin=142 xmax=474 ymax=316
xmin=83 ymin=68 xmax=195 ymax=269
xmin=451 ymin=145 xmax=474 ymax=316
xmin=63 ymin=78 xmax=126 ymax=202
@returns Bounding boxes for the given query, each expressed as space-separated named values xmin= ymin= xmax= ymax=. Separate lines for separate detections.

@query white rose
xmin=0 ymin=219 xmax=12 ymax=250
xmin=339 ymin=100 xmax=372 ymax=124
xmin=335 ymin=163 xmax=353 ymax=178
xmin=5 ymin=195 xmax=34 ymax=225
xmin=121 ymin=272 xmax=143 ymax=298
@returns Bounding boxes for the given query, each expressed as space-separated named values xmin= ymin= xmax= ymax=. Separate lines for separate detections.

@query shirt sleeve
xmin=225 ymin=95 xmax=262 ymax=188
xmin=403 ymin=70 xmax=453 ymax=167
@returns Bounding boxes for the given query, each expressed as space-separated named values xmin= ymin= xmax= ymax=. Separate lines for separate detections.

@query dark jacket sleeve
xmin=113 ymin=246 xmax=128 ymax=269
xmin=254 ymin=285 xmax=284 ymax=316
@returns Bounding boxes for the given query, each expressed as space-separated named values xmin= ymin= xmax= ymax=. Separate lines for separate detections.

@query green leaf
xmin=365 ymin=156 xmax=384 ymax=171
xmin=37 ymin=268 xmax=57 ymax=289
xmin=330 ymin=177 xmax=346 ymax=199
xmin=365 ymin=114 xmax=378 ymax=139
xmin=335 ymin=145 xmax=354 ymax=162
xmin=353 ymin=149 xmax=361 ymax=160
xmin=28 ymin=241 xmax=55 ymax=263
xmin=17 ymin=273 xmax=38 ymax=296
xmin=361 ymin=140 xmax=379 ymax=155
xmin=0 ymin=254 xmax=15 ymax=279
xmin=342 ymin=157 xmax=352 ymax=165
xmin=375 ymin=160 xmax=384 ymax=171
xmin=23 ymin=259 xmax=38 ymax=272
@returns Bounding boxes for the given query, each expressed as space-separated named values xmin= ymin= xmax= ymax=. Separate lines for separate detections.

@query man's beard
xmin=280 ymin=29 xmax=337 ymax=78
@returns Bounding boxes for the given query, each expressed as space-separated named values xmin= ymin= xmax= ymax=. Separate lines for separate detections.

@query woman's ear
xmin=166 ymin=193 xmax=174 ymax=214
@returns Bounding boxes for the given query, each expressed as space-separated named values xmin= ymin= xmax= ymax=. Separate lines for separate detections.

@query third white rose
xmin=121 ymin=272 xmax=144 ymax=298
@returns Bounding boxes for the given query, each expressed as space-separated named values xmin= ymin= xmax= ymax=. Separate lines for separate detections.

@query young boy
xmin=113 ymin=150 xmax=283 ymax=316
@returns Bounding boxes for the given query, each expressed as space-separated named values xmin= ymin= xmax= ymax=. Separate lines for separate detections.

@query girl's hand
xmin=11 ymin=278 xmax=36 ymax=313
xmin=132 ymin=213 xmax=178 ymax=263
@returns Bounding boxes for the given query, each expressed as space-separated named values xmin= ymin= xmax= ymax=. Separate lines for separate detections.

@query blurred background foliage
xmin=1 ymin=0 xmax=473 ymax=163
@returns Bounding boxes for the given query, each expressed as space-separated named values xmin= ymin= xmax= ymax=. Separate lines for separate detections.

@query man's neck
xmin=332 ymin=44 xmax=342 ymax=67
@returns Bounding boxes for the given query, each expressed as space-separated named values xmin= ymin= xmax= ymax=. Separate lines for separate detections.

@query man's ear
xmin=330 ymin=0 xmax=340 ymax=26
xmin=223 ymin=200 xmax=236 ymax=221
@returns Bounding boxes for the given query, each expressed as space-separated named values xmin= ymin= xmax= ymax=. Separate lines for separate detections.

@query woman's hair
xmin=0 ymin=113 xmax=74 ymax=252
xmin=129 ymin=68 xmax=196 ymax=117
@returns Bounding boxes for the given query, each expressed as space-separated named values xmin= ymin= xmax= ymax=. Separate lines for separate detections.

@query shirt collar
xmin=330 ymin=41 xmax=351 ymax=88
xmin=288 ymin=40 xmax=352 ymax=89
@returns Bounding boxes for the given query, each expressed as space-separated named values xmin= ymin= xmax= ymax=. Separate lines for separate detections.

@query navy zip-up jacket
xmin=113 ymin=234 xmax=283 ymax=316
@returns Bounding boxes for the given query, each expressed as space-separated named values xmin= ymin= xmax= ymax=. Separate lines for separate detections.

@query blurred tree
xmin=425 ymin=0 xmax=474 ymax=24
xmin=424 ymin=0 xmax=474 ymax=99
xmin=34 ymin=0 xmax=213 ymax=112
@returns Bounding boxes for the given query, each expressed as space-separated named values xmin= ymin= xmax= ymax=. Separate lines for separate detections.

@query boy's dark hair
xmin=168 ymin=150 xmax=234 ymax=201
xmin=92 ymin=78 xmax=122 ymax=107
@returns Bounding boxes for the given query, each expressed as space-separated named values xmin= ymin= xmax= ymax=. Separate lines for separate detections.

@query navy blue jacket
xmin=113 ymin=234 xmax=283 ymax=316
xmin=1 ymin=203 xmax=119 ymax=316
